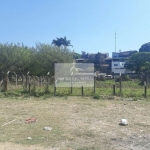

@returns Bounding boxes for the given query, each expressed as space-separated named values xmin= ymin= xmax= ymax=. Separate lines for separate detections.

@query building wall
xmin=111 ymin=61 xmax=134 ymax=74
xmin=112 ymin=52 xmax=119 ymax=58
xmin=111 ymin=51 xmax=136 ymax=74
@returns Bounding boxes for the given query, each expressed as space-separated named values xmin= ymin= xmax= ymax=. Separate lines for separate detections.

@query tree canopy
xmin=0 ymin=42 xmax=74 ymax=76
xmin=125 ymin=52 xmax=150 ymax=73
xmin=139 ymin=42 xmax=150 ymax=52
xmin=51 ymin=36 xmax=73 ymax=48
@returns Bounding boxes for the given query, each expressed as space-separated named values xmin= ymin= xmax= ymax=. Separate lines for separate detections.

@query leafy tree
xmin=141 ymin=61 xmax=150 ymax=73
xmin=125 ymin=52 xmax=150 ymax=73
xmin=94 ymin=53 xmax=106 ymax=71
xmin=0 ymin=42 xmax=74 ymax=76
xmin=73 ymin=52 xmax=81 ymax=59
xmin=32 ymin=43 xmax=74 ymax=76
xmin=139 ymin=42 xmax=150 ymax=52
xmin=0 ymin=43 xmax=32 ymax=74
xmin=81 ymin=51 xmax=88 ymax=59
xmin=51 ymin=36 xmax=73 ymax=48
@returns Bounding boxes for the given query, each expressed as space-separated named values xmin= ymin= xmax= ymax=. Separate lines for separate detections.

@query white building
xmin=111 ymin=51 xmax=136 ymax=74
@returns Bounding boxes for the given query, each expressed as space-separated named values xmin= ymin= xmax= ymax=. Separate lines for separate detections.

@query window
xmin=114 ymin=64 xmax=118 ymax=66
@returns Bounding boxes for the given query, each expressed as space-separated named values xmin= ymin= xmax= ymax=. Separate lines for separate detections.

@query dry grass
xmin=0 ymin=96 xmax=150 ymax=150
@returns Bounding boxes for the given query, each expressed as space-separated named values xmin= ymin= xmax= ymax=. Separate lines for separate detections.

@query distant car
xmin=114 ymin=75 xmax=119 ymax=79
xmin=105 ymin=75 xmax=113 ymax=79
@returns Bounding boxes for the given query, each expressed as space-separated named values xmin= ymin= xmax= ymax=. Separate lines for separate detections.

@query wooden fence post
xmin=46 ymin=72 xmax=50 ymax=93
xmin=54 ymin=79 xmax=56 ymax=96
xmin=3 ymin=71 xmax=10 ymax=92
xmin=54 ymin=86 xmax=56 ymax=96
xmin=22 ymin=74 xmax=25 ymax=87
xmin=120 ymin=74 xmax=122 ymax=93
xmin=94 ymin=76 xmax=96 ymax=94
xmin=71 ymin=75 xmax=72 ymax=94
xmin=81 ymin=85 xmax=83 ymax=97
xmin=29 ymin=82 xmax=31 ymax=96
xmin=113 ymin=81 xmax=116 ymax=96
xmin=26 ymin=71 xmax=30 ymax=89
xmin=144 ymin=81 xmax=147 ymax=98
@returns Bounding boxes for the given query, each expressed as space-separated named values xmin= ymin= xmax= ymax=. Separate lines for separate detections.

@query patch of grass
xmin=2 ymin=91 xmax=21 ymax=97
xmin=76 ymin=146 xmax=99 ymax=150
xmin=0 ymin=97 xmax=150 ymax=149
xmin=93 ymin=93 xmax=101 ymax=99
xmin=132 ymin=97 xmax=139 ymax=101
xmin=115 ymin=92 xmax=123 ymax=97
xmin=0 ymin=78 xmax=147 ymax=99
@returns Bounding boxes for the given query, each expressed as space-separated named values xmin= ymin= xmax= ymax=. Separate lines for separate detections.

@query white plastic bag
xmin=119 ymin=119 xmax=128 ymax=126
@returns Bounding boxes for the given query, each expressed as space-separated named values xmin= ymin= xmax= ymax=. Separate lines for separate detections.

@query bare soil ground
xmin=0 ymin=96 xmax=150 ymax=150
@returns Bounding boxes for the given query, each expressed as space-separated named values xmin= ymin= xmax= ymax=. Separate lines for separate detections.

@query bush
xmin=115 ymin=75 xmax=130 ymax=82
xmin=93 ymin=93 xmax=100 ymax=99
xmin=96 ymin=76 xmax=106 ymax=81
xmin=121 ymin=75 xmax=130 ymax=81
xmin=115 ymin=77 xmax=121 ymax=82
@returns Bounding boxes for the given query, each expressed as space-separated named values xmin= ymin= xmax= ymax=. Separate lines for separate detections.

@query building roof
xmin=113 ymin=50 xmax=137 ymax=57
xmin=119 ymin=50 xmax=137 ymax=57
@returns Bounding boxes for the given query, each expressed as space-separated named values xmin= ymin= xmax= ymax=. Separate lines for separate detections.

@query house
xmin=76 ymin=52 xmax=110 ymax=72
xmin=111 ymin=51 xmax=137 ymax=74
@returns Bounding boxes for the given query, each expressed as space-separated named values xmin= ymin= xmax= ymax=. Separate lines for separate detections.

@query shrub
xmin=93 ymin=93 xmax=100 ymax=99
xmin=96 ymin=76 xmax=106 ymax=81
xmin=121 ymin=75 xmax=130 ymax=81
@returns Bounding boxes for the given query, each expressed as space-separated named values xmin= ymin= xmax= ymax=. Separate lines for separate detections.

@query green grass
xmin=1 ymin=96 xmax=150 ymax=149
xmin=1 ymin=79 xmax=149 ymax=98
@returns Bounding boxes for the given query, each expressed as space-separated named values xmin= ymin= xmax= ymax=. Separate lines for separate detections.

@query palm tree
xmin=62 ymin=36 xmax=73 ymax=47
xmin=51 ymin=36 xmax=73 ymax=48
xmin=51 ymin=38 xmax=62 ymax=47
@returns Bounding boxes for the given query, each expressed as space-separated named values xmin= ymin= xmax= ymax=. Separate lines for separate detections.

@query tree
xmin=0 ymin=42 xmax=74 ymax=77
xmin=81 ymin=51 xmax=88 ymax=59
xmin=142 ymin=61 xmax=150 ymax=73
xmin=51 ymin=36 xmax=73 ymax=48
xmin=139 ymin=42 xmax=150 ymax=52
xmin=61 ymin=36 xmax=73 ymax=48
xmin=0 ymin=43 xmax=32 ymax=74
xmin=51 ymin=38 xmax=62 ymax=47
xmin=124 ymin=52 xmax=150 ymax=73
xmin=33 ymin=42 xmax=74 ymax=76
xmin=73 ymin=52 xmax=81 ymax=59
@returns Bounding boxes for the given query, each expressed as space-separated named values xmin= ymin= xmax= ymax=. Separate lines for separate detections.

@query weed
xmin=63 ymin=95 xmax=68 ymax=100
xmin=93 ymin=93 xmax=100 ymax=99
xmin=116 ymin=92 xmax=123 ymax=97
xmin=76 ymin=146 xmax=98 ymax=150
xmin=0 ymin=79 xmax=147 ymax=98
xmin=132 ymin=97 xmax=138 ymax=101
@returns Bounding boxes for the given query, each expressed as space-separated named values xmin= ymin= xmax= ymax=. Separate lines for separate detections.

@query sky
xmin=0 ymin=0 xmax=150 ymax=57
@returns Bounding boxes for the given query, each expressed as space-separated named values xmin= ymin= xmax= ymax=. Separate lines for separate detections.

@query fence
xmin=0 ymin=73 xmax=149 ymax=98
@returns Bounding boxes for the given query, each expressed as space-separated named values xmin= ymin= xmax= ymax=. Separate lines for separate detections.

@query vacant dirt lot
xmin=0 ymin=96 xmax=150 ymax=150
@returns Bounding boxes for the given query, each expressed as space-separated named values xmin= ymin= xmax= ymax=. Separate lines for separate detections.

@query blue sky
xmin=0 ymin=0 xmax=150 ymax=56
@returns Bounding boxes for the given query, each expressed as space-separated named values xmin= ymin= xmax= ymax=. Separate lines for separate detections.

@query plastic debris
xmin=43 ymin=127 xmax=52 ymax=131
xmin=27 ymin=137 xmax=32 ymax=140
xmin=25 ymin=118 xmax=37 ymax=123
xmin=119 ymin=119 xmax=128 ymax=126
xmin=1 ymin=119 xmax=16 ymax=127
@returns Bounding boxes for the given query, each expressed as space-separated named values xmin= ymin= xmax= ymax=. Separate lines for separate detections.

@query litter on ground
xmin=25 ymin=118 xmax=37 ymax=123
xmin=119 ymin=119 xmax=128 ymax=126
xmin=27 ymin=137 xmax=32 ymax=140
xmin=43 ymin=127 xmax=52 ymax=131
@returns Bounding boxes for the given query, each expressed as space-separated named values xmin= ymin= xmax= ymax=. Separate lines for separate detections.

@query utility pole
xmin=115 ymin=31 xmax=116 ymax=52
